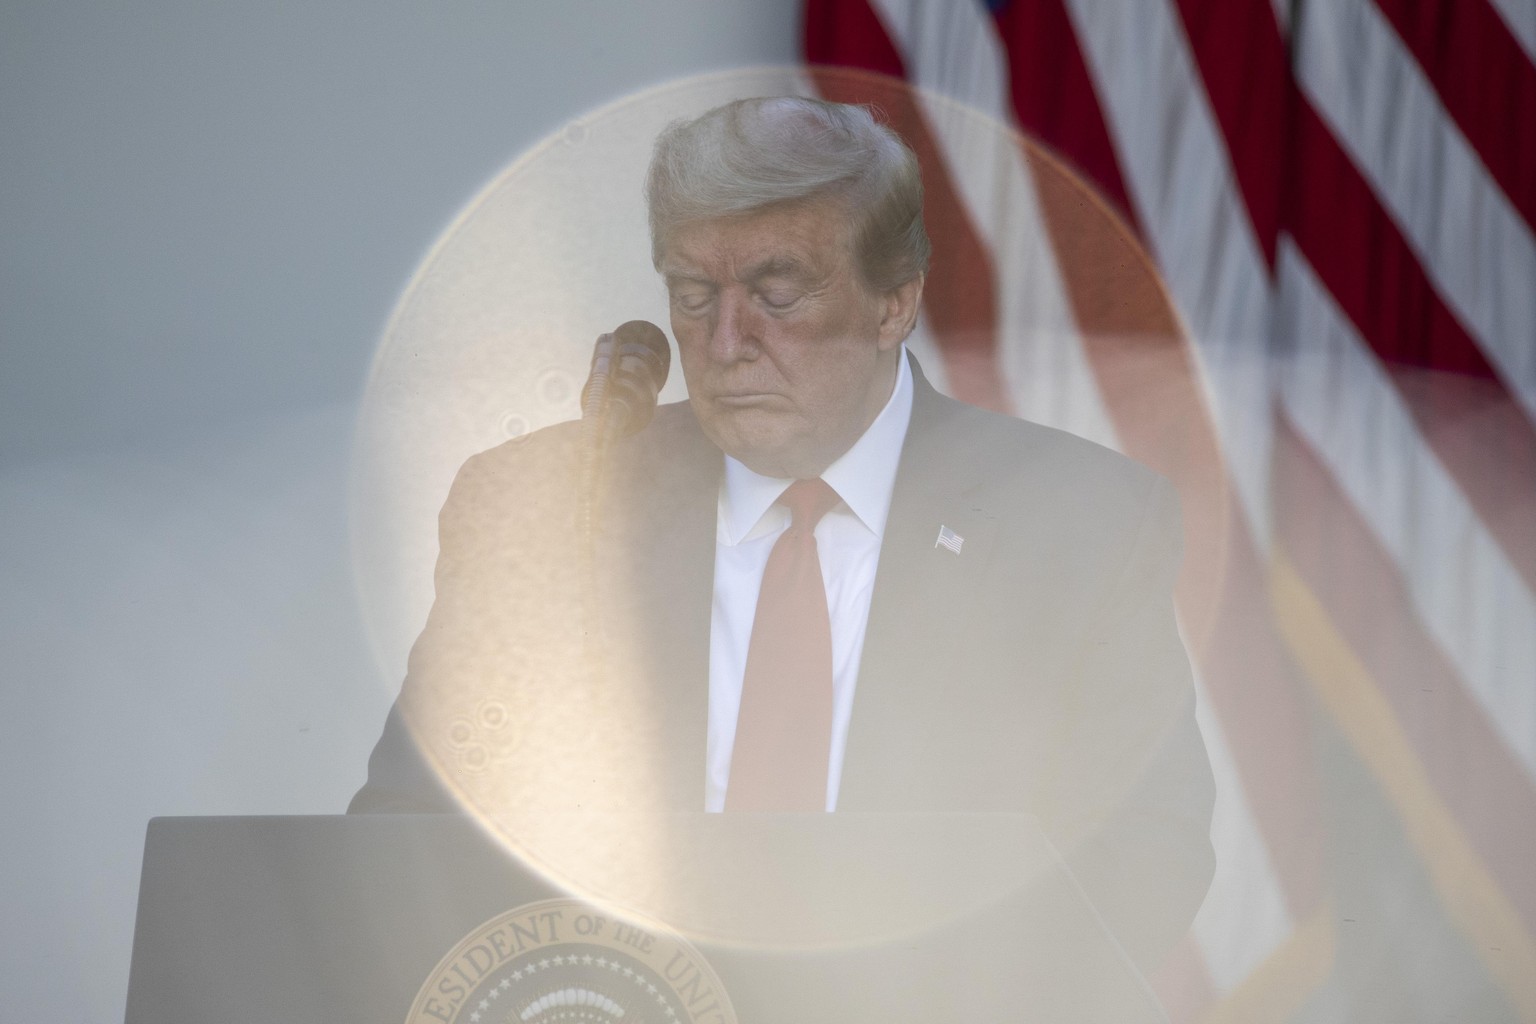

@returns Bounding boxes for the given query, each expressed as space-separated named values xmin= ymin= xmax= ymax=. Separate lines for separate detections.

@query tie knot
xmin=779 ymin=478 xmax=841 ymax=530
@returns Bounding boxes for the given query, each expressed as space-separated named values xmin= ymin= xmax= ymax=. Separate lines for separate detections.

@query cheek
xmin=672 ymin=330 xmax=709 ymax=378
xmin=669 ymin=313 xmax=695 ymax=351
xmin=680 ymin=351 xmax=722 ymax=399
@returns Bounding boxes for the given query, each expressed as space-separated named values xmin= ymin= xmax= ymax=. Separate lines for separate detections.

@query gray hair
xmin=646 ymin=96 xmax=929 ymax=292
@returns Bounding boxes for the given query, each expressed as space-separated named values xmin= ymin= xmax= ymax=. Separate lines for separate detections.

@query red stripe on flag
xmin=1025 ymin=142 xmax=1327 ymax=917
xmin=1288 ymin=98 xmax=1536 ymax=594
xmin=990 ymin=0 xmax=1145 ymax=237
xmin=1374 ymin=0 xmax=1536 ymax=232
xmin=804 ymin=2 xmax=1014 ymax=413
xmin=1169 ymin=0 xmax=1290 ymax=265
xmin=802 ymin=0 xmax=906 ymax=78
xmin=1274 ymin=414 xmax=1536 ymax=936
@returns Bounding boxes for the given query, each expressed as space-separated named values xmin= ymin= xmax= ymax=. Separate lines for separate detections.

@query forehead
xmin=659 ymin=200 xmax=856 ymax=279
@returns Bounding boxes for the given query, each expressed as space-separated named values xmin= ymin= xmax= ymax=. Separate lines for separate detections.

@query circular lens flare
xmin=352 ymin=67 xmax=1232 ymax=957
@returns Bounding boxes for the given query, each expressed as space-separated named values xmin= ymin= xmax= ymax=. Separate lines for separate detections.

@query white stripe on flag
xmin=868 ymin=0 xmax=1013 ymax=125
xmin=1487 ymin=0 xmax=1536 ymax=64
xmin=1277 ymin=241 xmax=1536 ymax=779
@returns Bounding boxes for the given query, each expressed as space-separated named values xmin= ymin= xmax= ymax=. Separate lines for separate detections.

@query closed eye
xmin=758 ymin=288 xmax=803 ymax=312
xmin=668 ymin=285 xmax=714 ymax=315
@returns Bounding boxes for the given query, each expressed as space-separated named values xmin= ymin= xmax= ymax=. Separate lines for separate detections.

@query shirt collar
xmin=719 ymin=347 xmax=914 ymax=545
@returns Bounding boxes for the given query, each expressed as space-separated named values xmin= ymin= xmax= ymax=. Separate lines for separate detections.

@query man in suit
xmin=351 ymin=96 xmax=1213 ymax=971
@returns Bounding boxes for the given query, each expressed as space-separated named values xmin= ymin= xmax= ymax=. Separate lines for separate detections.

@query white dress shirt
xmin=705 ymin=349 xmax=914 ymax=811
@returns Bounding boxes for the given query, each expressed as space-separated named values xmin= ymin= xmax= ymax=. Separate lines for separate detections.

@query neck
xmin=791 ymin=345 xmax=904 ymax=479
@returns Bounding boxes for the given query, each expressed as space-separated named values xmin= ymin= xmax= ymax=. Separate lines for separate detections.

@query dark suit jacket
xmin=351 ymin=355 xmax=1214 ymax=969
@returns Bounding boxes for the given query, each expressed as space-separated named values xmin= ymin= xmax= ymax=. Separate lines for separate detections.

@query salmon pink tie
xmin=725 ymin=478 xmax=841 ymax=811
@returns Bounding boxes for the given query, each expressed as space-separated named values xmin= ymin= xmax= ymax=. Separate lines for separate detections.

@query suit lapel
xmin=839 ymin=358 xmax=1004 ymax=810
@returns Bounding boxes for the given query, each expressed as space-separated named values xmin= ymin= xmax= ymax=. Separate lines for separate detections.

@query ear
xmin=876 ymin=274 xmax=925 ymax=351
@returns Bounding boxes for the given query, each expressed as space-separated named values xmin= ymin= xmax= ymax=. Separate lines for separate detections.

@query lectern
xmin=124 ymin=814 xmax=1168 ymax=1022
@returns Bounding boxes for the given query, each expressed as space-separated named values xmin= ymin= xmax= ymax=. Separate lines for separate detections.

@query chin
xmin=742 ymin=445 xmax=834 ymax=481
xmin=704 ymin=418 xmax=785 ymax=466
xmin=723 ymin=442 xmax=792 ymax=477
xmin=718 ymin=437 xmax=800 ymax=478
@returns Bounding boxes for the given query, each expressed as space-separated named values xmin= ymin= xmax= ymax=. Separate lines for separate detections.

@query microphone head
xmin=581 ymin=320 xmax=671 ymax=435
xmin=612 ymin=319 xmax=670 ymax=388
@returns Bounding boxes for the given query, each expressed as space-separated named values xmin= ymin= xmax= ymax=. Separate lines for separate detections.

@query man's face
xmin=660 ymin=199 xmax=920 ymax=479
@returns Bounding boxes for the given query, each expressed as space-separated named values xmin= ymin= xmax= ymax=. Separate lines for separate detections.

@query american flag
xmin=804 ymin=0 xmax=1536 ymax=1020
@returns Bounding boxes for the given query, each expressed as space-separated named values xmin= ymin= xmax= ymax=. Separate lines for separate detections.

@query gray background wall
xmin=0 ymin=3 xmax=798 ymax=1019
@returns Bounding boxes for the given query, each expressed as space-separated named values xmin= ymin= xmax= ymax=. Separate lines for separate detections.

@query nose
xmin=710 ymin=288 xmax=761 ymax=362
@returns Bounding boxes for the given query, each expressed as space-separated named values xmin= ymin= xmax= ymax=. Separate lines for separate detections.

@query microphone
xmin=581 ymin=320 xmax=670 ymax=438
xmin=576 ymin=320 xmax=670 ymax=642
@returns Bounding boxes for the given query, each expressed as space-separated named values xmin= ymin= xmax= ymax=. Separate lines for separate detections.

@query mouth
xmin=712 ymin=391 xmax=782 ymax=407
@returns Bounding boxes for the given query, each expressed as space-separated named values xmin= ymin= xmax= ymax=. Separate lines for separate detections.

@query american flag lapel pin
xmin=935 ymin=524 xmax=964 ymax=554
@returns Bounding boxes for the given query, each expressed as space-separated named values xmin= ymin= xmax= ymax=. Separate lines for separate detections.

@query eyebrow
xmin=662 ymin=255 xmax=819 ymax=287
xmin=741 ymin=256 xmax=814 ymax=282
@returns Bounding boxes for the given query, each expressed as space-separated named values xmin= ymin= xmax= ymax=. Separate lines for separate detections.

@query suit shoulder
xmin=924 ymin=396 xmax=1184 ymax=608
xmin=437 ymin=418 xmax=586 ymax=526
xmin=445 ymin=401 xmax=707 ymax=508
xmin=931 ymin=393 xmax=1171 ymax=513
xmin=457 ymin=417 xmax=584 ymax=478
xmin=463 ymin=401 xmax=700 ymax=462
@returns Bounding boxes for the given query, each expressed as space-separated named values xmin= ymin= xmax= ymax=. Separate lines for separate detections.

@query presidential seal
xmin=407 ymin=899 xmax=737 ymax=1024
